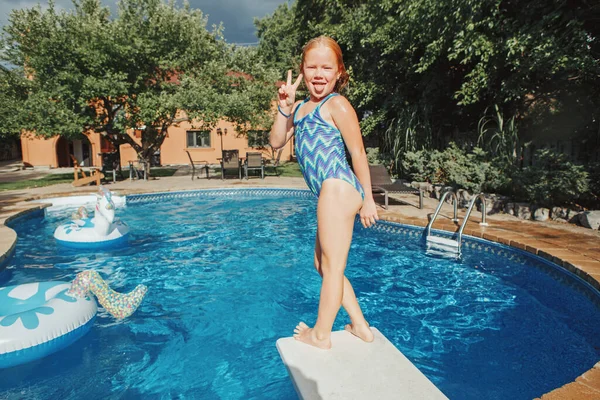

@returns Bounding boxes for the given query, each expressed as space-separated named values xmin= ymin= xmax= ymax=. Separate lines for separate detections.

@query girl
xmin=270 ymin=36 xmax=379 ymax=350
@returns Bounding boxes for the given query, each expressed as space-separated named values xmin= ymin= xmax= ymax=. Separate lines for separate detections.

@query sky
xmin=0 ymin=0 xmax=287 ymax=44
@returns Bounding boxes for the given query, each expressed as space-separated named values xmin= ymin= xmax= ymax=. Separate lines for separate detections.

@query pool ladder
xmin=425 ymin=190 xmax=488 ymax=255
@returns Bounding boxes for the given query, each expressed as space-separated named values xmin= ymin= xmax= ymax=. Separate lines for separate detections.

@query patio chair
xmin=127 ymin=159 xmax=147 ymax=181
xmin=244 ymin=152 xmax=265 ymax=179
xmin=220 ymin=149 xmax=242 ymax=180
xmin=185 ymin=150 xmax=210 ymax=180
xmin=369 ymin=164 xmax=423 ymax=209
xmin=100 ymin=151 xmax=122 ymax=183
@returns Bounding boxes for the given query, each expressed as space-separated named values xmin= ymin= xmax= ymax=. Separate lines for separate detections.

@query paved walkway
xmin=0 ymin=166 xmax=599 ymax=399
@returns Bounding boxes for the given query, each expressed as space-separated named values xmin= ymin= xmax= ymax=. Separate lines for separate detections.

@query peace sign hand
xmin=278 ymin=70 xmax=303 ymax=108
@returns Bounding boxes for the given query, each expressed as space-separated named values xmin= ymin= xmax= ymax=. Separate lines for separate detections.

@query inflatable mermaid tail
xmin=67 ymin=270 xmax=147 ymax=319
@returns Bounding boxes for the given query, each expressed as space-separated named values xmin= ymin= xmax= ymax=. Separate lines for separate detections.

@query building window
xmin=247 ymin=130 xmax=270 ymax=148
xmin=187 ymin=130 xmax=211 ymax=148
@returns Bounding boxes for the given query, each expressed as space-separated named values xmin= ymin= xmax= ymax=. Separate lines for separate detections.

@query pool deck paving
xmin=0 ymin=167 xmax=599 ymax=399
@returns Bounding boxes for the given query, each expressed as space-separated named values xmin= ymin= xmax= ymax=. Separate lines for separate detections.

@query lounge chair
xmin=71 ymin=155 xmax=104 ymax=187
xmin=220 ymin=150 xmax=242 ymax=180
xmin=127 ymin=159 xmax=147 ymax=181
xmin=369 ymin=164 xmax=423 ymax=209
xmin=244 ymin=152 xmax=265 ymax=179
xmin=185 ymin=150 xmax=209 ymax=180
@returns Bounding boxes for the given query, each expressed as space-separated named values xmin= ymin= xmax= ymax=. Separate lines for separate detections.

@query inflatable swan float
xmin=0 ymin=270 xmax=147 ymax=368
xmin=54 ymin=187 xmax=130 ymax=249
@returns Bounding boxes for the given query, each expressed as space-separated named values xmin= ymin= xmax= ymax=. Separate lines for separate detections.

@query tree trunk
xmin=140 ymin=156 xmax=150 ymax=179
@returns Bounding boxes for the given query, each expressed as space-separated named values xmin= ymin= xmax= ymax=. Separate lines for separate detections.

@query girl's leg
xmin=294 ymin=179 xmax=372 ymax=349
xmin=313 ymin=233 xmax=374 ymax=342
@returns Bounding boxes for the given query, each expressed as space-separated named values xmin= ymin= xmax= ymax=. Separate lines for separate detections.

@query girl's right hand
xmin=278 ymin=70 xmax=303 ymax=108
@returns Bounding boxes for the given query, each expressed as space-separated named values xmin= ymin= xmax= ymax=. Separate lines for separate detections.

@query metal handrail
xmin=425 ymin=190 xmax=459 ymax=237
xmin=457 ymin=193 xmax=489 ymax=244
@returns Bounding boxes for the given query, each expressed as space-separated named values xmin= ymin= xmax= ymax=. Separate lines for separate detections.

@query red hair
xmin=300 ymin=36 xmax=349 ymax=92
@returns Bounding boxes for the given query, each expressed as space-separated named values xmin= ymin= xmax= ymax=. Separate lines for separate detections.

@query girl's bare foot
xmin=293 ymin=322 xmax=331 ymax=349
xmin=344 ymin=322 xmax=374 ymax=343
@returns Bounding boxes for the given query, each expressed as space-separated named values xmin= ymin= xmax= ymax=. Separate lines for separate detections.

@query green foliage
xmin=401 ymin=149 xmax=430 ymax=182
xmin=477 ymin=105 xmax=524 ymax=165
xmin=402 ymin=143 xmax=508 ymax=193
xmin=0 ymin=66 xmax=29 ymax=138
xmin=255 ymin=3 xmax=301 ymax=75
xmin=255 ymin=0 xmax=600 ymax=155
xmin=514 ymin=149 xmax=589 ymax=207
xmin=485 ymin=158 xmax=515 ymax=196
xmin=402 ymin=145 xmax=591 ymax=205
xmin=381 ymin=106 xmax=433 ymax=174
xmin=581 ymin=161 xmax=600 ymax=208
xmin=365 ymin=147 xmax=383 ymax=165
xmin=586 ymin=162 xmax=600 ymax=198
xmin=1 ymin=0 xmax=276 ymax=164
xmin=222 ymin=46 xmax=279 ymax=131
xmin=255 ymin=0 xmax=600 ymax=210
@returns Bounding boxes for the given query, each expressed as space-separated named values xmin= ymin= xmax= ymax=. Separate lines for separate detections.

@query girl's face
xmin=302 ymin=46 xmax=340 ymax=100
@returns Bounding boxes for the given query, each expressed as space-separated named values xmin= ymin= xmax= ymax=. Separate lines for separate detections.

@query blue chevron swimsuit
xmin=293 ymin=93 xmax=365 ymax=199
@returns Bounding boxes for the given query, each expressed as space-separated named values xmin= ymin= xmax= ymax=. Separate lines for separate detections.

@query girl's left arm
xmin=329 ymin=96 xmax=379 ymax=228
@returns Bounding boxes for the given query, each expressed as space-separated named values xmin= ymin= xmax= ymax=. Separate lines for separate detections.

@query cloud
xmin=0 ymin=0 xmax=286 ymax=44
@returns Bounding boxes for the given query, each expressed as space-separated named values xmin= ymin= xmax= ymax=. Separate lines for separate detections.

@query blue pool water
xmin=1 ymin=190 xmax=599 ymax=400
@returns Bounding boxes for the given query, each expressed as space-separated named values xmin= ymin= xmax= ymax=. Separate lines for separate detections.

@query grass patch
xmin=0 ymin=173 xmax=74 ymax=191
xmin=0 ymin=167 xmax=177 ymax=191
xmin=268 ymin=161 xmax=303 ymax=177
xmin=148 ymin=168 xmax=178 ymax=178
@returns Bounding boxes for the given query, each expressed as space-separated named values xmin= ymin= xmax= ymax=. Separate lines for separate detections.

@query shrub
xmin=586 ymin=161 xmax=600 ymax=198
xmin=401 ymin=149 xmax=431 ymax=182
xmin=579 ymin=161 xmax=600 ymax=209
xmin=485 ymin=158 xmax=515 ymax=195
xmin=514 ymin=149 xmax=589 ymax=207
xmin=402 ymin=143 xmax=506 ymax=194
xmin=365 ymin=147 xmax=383 ymax=165
xmin=436 ymin=145 xmax=488 ymax=193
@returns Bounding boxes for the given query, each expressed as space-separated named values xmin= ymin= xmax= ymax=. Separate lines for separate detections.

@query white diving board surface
xmin=276 ymin=327 xmax=448 ymax=400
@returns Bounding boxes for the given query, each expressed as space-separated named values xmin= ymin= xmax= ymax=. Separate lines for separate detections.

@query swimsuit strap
xmin=293 ymin=97 xmax=310 ymax=122
xmin=315 ymin=92 xmax=339 ymax=113
xmin=293 ymin=93 xmax=339 ymax=123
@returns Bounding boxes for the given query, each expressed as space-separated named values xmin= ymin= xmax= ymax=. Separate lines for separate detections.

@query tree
xmin=255 ymin=0 xmax=600 ymax=156
xmin=1 ymin=0 xmax=277 ymax=171
xmin=255 ymin=3 xmax=302 ymax=75
xmin=0 ymin=65 xmax=29 ymax=140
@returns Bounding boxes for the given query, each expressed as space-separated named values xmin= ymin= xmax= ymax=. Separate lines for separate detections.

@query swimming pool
xmin=1 ymin=189 xmax=599 ymax=400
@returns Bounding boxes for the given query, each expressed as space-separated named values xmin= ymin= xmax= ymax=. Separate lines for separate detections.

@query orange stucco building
xmin=20 ymin=118 xmax=293 ymax=169
xmin=20 ymin=131 xmax=106 ymax=168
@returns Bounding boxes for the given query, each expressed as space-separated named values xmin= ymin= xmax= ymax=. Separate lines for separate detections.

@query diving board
xmin=276 ymin=327 xmax=448 ymax=400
